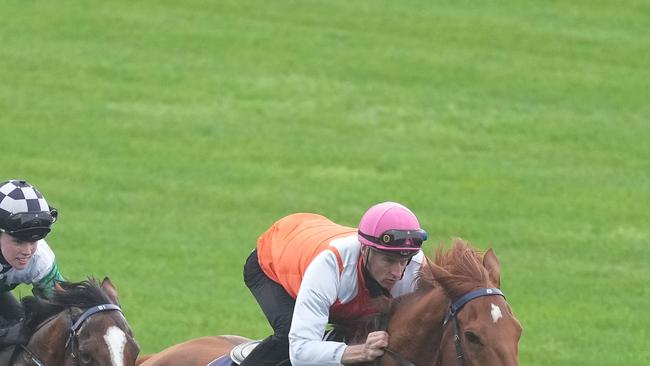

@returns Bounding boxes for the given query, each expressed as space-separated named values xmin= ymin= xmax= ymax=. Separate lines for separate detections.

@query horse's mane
xmin=418 ymin=238 xmax=493 ymax=301
xmin=21 ymin=278 xmax=112 ymax=331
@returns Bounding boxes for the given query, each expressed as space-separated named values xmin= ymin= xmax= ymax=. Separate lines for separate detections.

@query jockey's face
xmin=364 ymin=247 xmax=411 ymax=290
xmin=0 ymin=232 xmax=38 ymax=270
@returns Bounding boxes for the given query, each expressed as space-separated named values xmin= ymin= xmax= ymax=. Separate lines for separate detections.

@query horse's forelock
xmin=430 ymin=239 xmax=493 ymax=300
xmin=53 ymin=278 xmax=113 ymax=308
xmin=21 ymin=278 xmax=113 ymax=331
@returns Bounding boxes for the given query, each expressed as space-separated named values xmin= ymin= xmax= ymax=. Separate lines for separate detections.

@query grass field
xmin=1 ymin=1 xmax=649 ymax=364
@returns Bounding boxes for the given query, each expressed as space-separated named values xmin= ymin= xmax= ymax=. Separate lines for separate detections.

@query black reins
xmin=369 ymin=314 xmax=416 ymax=366
xmin=17 ymin=304 xmax=122 ymax=366
xmin=381 ymin=287 xmax=505 ymax=366
xmin=383 ymin=346 xmax=417 ymax=366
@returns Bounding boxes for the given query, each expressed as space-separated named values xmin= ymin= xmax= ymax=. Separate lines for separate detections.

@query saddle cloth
xmin=206 ymin=354 xmax=233 ymax=366
xmin=206 ymin=340 xmax=261 ymax=366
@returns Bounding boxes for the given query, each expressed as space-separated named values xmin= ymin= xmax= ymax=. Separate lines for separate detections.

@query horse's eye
xmin=79 ymin=351 xmax=93 ymax=364
xmin=464 ymin=331 xmax=482 ymax=345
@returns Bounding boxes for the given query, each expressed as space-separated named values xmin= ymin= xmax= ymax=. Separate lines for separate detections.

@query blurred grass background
xmin=2 ymin=1 xmax=648 ymax=364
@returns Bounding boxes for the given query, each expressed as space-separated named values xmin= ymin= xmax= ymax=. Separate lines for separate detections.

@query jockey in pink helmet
xmin=358 ymin=201 xmax=428 ymax=257
xmin=239 ymin=201 xmax=427 ymax=366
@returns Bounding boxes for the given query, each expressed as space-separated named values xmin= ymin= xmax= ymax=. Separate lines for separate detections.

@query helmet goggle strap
xmin=358 ymin=229 xmax=427 ymax=248
xmin=361 ymin=248 xmax=390 ymax=297
xmin=0 ymin=209 xmax=56 ymax=241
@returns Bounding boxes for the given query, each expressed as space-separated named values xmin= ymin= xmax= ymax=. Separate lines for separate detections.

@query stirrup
xmin=229 ymin=340 xmax=262 ymax=365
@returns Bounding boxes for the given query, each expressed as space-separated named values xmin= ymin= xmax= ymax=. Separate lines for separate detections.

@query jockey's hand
xmin=365 ymin=331 xmax=389 ymax=358
xmin=341 ymin=330 xmax=388 ymax=364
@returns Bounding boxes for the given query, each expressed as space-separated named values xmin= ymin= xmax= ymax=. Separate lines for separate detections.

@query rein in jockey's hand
xmin=340 ymin=330 xmax=388 ymax=364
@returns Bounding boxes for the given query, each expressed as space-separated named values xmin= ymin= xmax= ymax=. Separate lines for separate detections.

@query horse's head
xmin=19 ymin=277 xmax=140 ymax=366
xmin=431 ymin=243 xmax=522 ymax=366
xmin=381 ymin=239 xmax=522 ymax=366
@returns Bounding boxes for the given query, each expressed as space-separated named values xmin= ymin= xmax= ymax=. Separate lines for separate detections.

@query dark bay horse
xmin=138 ymin=239 xmax=521 ymax=366
xmin=2 ymin=277 xmax=140 ymax=366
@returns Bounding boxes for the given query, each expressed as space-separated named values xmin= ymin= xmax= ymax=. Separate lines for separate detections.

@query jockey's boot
xmin=0 ymin=321 xmax=28 ymax=348
xmin=238 ymin=335 xmax=289 ymax=366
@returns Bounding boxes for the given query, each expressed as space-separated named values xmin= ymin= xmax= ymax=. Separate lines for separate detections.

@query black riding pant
xmin=0 ymin=291 xmax=22 ymax=321
xmin=239 ymin=250 xmax=295 ymax=366
xmin=0 ymin=291 xmax=28 ymax=348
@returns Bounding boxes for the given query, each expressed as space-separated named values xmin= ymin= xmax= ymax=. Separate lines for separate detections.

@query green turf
xmin=1 ymin=1 xmax=648 ymax=364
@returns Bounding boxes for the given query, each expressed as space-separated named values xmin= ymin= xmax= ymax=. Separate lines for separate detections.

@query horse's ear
xmin=101 ymin=277 xmax=121 ymax=305
xmin=483 ymin=249 xmax=501 ymax=288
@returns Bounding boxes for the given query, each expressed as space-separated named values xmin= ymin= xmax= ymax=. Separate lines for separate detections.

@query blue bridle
xmin=19 ymin=304 xmax=123 ymax=366
xmin=382 ymin=287 xmax=505 ymax=366
xmin=66 ymin=304 xmax=123 ymax=366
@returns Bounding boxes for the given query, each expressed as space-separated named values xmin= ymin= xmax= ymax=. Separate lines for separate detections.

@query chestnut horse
xmin=136 ymin=335 xmax=250 ymax=366
xmin=138 ymin=239 xmax=521 ymax=366
xmin=1 ymin=277 xmax=140 ymax=366
xmin=380 ymin=239 xmax=522 ymax=365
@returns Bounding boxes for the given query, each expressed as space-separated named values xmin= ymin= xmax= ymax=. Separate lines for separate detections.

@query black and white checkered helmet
xmin=0 ymin=179 xmax=57 ymax=241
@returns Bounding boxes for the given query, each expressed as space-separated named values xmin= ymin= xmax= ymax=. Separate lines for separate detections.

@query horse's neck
xmin=386 ymin=286 xmax=450 ymax=365
xmin=15 ymin=312 xmax=69 ymax=366
xmin=426 ymin=287 xmax=452 ymax=363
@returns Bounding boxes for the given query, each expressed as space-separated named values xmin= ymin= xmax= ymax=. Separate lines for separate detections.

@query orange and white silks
xmin=256 ymin=213 xmax=424 ymax=366
xmin=257 ymin=213 xmax=356 ymax=298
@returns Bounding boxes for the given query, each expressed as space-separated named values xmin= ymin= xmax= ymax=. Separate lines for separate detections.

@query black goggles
xmin=0 ymin=209 xmax=57 ymax=241
xmin=358 ymin=229 xmax=428 ymax=248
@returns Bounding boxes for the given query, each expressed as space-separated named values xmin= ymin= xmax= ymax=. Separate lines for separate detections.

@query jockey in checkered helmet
xmin=0 ymin=180 xmax=58 ymax=242
xmin=0 ymin=180 xmax=64 ymax=348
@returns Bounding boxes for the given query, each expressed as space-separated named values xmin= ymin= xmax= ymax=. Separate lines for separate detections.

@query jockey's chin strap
xmin=442 ymin=288 xmax=505 ymax=366
xmin=66 ymin=304 xmax=123 ymax=366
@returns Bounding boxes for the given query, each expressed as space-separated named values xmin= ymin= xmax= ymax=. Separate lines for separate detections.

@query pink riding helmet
xmin=357 ymin=201 xmax=427 ymax=255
